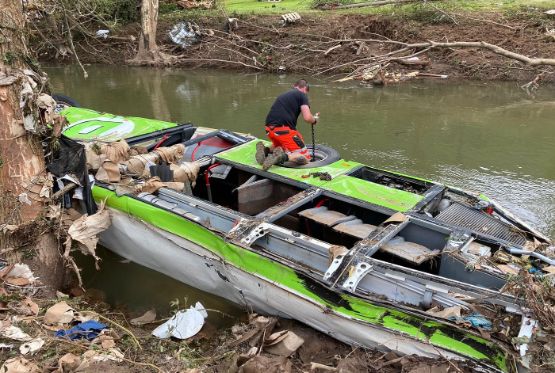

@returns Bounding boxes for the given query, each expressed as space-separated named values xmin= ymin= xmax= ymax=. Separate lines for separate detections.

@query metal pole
xmin=311 ymin=123 xmax=316 ymax=161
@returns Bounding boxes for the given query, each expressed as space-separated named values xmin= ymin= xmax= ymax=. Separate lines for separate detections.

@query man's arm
xmin=301 ymin=105 xmax=319 ymax=125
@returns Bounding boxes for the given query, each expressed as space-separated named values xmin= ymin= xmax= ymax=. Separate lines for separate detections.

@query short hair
xmin=293 ymin=79 xmax=310 ymax=92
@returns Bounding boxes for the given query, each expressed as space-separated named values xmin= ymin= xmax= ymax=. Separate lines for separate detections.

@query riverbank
xmin=1 ymin=259 xmax=478 ymax=373
xmin=32 ymin=6 xmax=555 ymax=84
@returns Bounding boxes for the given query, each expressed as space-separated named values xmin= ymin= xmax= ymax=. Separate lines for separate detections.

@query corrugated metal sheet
xmin=436 ymin=202 xmax=527 ymax=246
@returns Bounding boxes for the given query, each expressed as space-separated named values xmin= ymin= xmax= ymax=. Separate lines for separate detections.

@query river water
xmin=47 ymin=65 xmax=555 ymax=321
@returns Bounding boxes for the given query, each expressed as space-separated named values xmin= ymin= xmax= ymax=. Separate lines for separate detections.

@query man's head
xmin=293 ymin=79 xmax=310 ymax=94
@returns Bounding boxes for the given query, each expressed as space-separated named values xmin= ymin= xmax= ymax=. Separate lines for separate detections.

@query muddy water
xmin=47 ymin=65 xmax=555 ymax=318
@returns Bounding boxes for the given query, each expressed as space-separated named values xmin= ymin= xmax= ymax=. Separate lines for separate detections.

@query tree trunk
xmin=130 ymin=0 xmax=172 ymax=65
xmin=137 ymin=0 xmax=160 ymax=59
xmin=0 ymin=0 xmax=45 ymax=226
xmin=0 ymin=0 xmax=67 ymax=292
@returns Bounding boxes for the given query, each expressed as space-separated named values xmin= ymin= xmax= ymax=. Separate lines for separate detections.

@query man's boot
xmin=255 ymin=141 xmax=270 ymax=165
xmin=262 ymin=147 xmax=288 ymax=171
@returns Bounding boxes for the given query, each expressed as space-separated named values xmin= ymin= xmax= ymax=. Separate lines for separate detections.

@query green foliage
xmin=21 ymin=248 xmax=36 ymax=260
xmin=3 ymin=52 xmax=16 ymax=65
xmin=90 ymin=0 xmax=139 ymax=23
xmin=400 ymin=4 xmax=455 ymax=24
xmin=169 ymin=297 xmax=189 ymax=313
xmin=505 ymin=5 xmax=554 ymax=28
xmin=160 ymin=0 xmax=182 ymax=14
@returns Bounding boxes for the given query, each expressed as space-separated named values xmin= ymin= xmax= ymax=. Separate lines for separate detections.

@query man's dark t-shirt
xmin=265 ymin=89 xmax=309 ymax=130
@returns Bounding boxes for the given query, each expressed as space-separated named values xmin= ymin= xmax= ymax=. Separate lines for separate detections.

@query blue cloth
xmin=55 ymin=320 xmax=107 ymax=340
xmin=449 ymin=313 xmax=492 ymax=331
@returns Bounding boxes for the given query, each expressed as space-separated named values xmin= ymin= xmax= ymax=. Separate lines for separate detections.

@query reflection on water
xmin=47 ymin=65 xmax=555 ymax=314
xmin=79 ymin=247 xmax=245 ymax=326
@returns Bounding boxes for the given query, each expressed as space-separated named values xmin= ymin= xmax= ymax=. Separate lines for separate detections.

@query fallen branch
xmin=410 ymin=41 xmax=555 ymax=66
xmin=310 ymin=362 xmax=337 ymax=371
xmin=321 ymin=37 xmax=555 ymax=78
xmin=336 ymin=0 xmax=435 ymax=10
xmin=324 ymin=44 xmax=342 ymax=55
xmin=51 ymin=182 xmax=78 ymax=201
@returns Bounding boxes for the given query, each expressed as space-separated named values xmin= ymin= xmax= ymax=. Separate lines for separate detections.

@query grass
xmin=222 ymin=0 xmax=555 ymax=15
xmin=226 ymin=0 xmax=315 ymax=13
xmin=157 ymin=0 xmax=554 ymax=26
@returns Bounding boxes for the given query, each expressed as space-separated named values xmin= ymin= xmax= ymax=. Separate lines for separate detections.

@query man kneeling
xmin=256 ymin=79 xmax=319 ymax=171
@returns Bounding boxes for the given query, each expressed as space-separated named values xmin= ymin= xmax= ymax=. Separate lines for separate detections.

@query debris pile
xmin=0 ymin=261 xmax=222 ymax=372
xmin=0 ymin=263 xmax=139 ymax=372
xmin=190 ymin=314 xmax=475 ymax=372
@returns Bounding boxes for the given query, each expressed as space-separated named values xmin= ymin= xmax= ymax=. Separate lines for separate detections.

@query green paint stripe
xmin=62 ymin=107 xmax=177 ymax=140
xmin=93 ymin=186 xmax=509 ymax=371
xmin=216 ymin=141 xmax=422 ymax=212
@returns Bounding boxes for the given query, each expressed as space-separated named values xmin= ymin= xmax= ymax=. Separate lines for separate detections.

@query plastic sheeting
xmin=169 ymin=22 xmax=201 ymax=48
xmin=47 ymin=135 xmax=96 ymax=214
xmin=152 ymin=302 xmax=207 ymax=339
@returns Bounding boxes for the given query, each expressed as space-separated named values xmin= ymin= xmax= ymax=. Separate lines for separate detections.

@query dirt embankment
xmin=36 ymin=12 xmax=555 ymax=83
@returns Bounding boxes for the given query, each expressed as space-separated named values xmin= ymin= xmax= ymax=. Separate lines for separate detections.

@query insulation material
xmin=298 ymin=206 xmax=355 ymax=226
xmin=87 ymin=141 xmax=129 ymax=182
xmin=125 ymin=144 xmax=186 ymax=177
xmin=85 ymin=141 xmax=130 ymax=171
xmin=333 ymin=219 xmax=376 ymax=239
xmin=381 ymin=237 xmax=438 ymax=264
xmin=85 ymin=143 xmax=105 ymax=171
xmin=125 ymin=153 xmax=160 ymax=177
xmin=67 ymin=203 xmax=111 ymax=263
xmin=155 ymin=144 xmax=186 ymax=163
xmin=95 ymin=160 xmax=121 ymax=183
xmin=15 ymin=298 xmax=39 ymax=316
xmin=36 ymin=94 xmax=57 ymax=124
xmin=171 ymin=162 xmax=200 ymax=185
xmin=102 ymin=140 xmax=130 ymax=163
xmin=139 ymin=177 xmax=184 ymax=194
xmin=76 ymin=348 xmax=124 ymax=371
